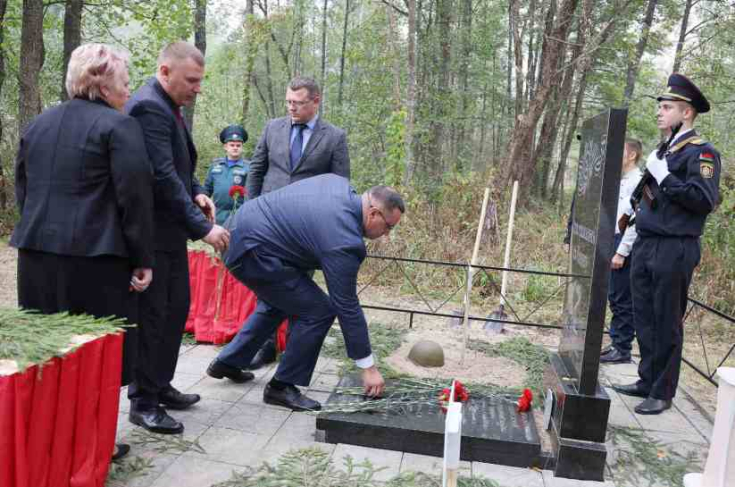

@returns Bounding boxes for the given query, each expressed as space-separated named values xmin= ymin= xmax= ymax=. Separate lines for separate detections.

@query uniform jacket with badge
xmin=10 ymin=98 xmax=154 ymax=268
xmin=125 ymin=78 xmax=212 ymax=250
xmin=204 ymin=157 xmax=251 ymax=225
xmin=246 ymin=116 xmax=350 ymax=198
xmin=635 ymin=130 xmax=721 ymax=238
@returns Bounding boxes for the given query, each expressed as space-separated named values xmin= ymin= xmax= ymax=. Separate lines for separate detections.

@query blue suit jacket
xmin=225 ymin=174 xmax=371 ymax=360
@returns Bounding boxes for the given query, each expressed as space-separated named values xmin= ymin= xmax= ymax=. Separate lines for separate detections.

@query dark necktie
xmin=290 ymin=124 xmax=306 ymax=170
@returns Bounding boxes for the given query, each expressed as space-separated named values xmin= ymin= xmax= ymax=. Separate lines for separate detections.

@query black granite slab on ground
xmin=315 ymin=375 xmax=543 ymax=467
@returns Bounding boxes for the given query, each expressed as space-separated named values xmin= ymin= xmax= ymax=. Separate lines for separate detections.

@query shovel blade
xmin=484 ymin=309 xmax=507 ymax=334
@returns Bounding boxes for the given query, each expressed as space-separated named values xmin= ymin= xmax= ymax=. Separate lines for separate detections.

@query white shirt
xmin=615 ymin=166 xmax=643 ymax=257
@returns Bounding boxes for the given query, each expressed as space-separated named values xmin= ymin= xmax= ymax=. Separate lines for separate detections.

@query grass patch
xmin=607 ymin=425 xmax=704 ymax=487
xmin=213 ymin=447 xmax=501 ymax=487
xmin=468 ymin=337 xmax=550 ymax=395
xmin=321 ymin=322 xmax=406 ymax=377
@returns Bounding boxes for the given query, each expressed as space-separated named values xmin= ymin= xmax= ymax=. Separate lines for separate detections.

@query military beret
xmin=657 ymin=73 xmax=710 ymax=114
xmin=219 ymin=124 xmax=248 ymax=144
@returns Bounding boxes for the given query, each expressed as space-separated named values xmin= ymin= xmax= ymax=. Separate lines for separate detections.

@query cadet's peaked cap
xmin=657 ymin=73 xmax=710 ymax=113
xmin=219 ymin=124 xmax=248 ymax=144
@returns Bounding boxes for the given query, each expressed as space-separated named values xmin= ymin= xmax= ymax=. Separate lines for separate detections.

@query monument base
xmin=316 ymin=376 xmax=544 ymax=467
xmin=546 ymin=353 xmax=610 ymax=481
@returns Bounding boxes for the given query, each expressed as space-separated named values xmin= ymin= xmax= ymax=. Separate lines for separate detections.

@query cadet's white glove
xmin=646 ymin=150 xmax=670 ymax=184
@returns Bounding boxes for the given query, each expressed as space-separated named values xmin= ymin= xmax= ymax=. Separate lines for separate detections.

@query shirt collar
xmin=227 ymin=158 xmax=244 ymax=168
xmin=292 ymin=115 xmax=318 ymax=130
xmin=670 ymin=128 xmax=693 ymax=146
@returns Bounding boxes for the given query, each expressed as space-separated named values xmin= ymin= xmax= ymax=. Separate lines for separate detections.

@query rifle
xmin=629 ymin=122 xmax=683 ymax=214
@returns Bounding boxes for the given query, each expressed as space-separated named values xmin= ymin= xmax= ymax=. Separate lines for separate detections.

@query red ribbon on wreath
xmin=517 ymin=388 xmax=533 ymax=412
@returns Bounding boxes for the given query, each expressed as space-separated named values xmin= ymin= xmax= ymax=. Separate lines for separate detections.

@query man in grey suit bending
xmin=245 ymin=76 xmax=351 ymax=369
xmin=207 ymin=175 xmax=404 ymax=410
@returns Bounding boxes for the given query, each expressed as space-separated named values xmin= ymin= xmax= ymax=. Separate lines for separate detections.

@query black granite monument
xmin=316 ymin=376 xmax=544 ymax=467
xmin=546 ymin=108 xmax=627 ymax=481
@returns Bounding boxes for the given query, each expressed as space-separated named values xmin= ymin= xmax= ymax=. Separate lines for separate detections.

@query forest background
xmin=0 ymin=0 xmax=732 ymax=316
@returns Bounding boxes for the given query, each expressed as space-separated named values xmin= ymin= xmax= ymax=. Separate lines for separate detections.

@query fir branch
xmin=129 ymin=429 xmax=207 ymax=455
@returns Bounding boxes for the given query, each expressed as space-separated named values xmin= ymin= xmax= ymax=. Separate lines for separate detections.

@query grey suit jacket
xmin=246 ymin=116 xmax=350 ymax=198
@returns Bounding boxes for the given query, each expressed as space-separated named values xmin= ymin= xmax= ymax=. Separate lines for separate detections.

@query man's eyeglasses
xmin=368 ymin=195 xmax=395 ymax=231
xmin=286 ymin=99 xmax=313 ymax=107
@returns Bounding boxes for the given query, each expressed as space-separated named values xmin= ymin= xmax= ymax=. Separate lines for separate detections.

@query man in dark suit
xmin=207 ymin=175 xmax=404 ymax=410
xmin=245 ymin=76 xmax=351 ymax=369
xmin=125 ymin=41 xmax=232 ymax=434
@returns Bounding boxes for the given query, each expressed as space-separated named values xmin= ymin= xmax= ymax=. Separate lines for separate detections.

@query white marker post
xmin=684 ymin=367 xmax=735 ymax=487
xmin=443 ymin=380 xmax=463 ymax=487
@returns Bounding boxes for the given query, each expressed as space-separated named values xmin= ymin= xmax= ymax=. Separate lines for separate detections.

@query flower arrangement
xmin=228 ymin=185 xmax=246 ymax=200
xmin=438 ymin=380 xmax=470 ymax=413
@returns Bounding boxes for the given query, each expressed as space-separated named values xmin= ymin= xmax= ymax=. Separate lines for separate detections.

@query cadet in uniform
xmin=613 ymin=74 xmax=721 ymax=414
xmin=204 ymin=124 xmax=250 ymax=225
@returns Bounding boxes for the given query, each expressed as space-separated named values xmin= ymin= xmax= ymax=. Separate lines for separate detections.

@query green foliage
xmin=468 ymin=337 xmax=550 ymax=395
xmin=213 ymin=447 xmax=385 ymax=487
xmin=0 ymin=309 xmax=126 ymax=371
xmin=106 ymin=455 xmax=154 ymax=487
xmin=321 ymin=322 xmax=405 ymax=377
xmin=607 ymin=425 xmax=704 ymax=487
xmin=214 ymin=447 xmax=501 ymax=487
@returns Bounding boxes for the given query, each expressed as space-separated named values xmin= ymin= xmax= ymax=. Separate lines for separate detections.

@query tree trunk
xmin=623 ymin=0 xmax=658 ymax=105
xmin=61 ymin=0 xmax=82 ymax=102
xmin=319 ymin=0 xmax=328 ymax=117
xmin=456 ymin=0 xmax=472 ymax=170
xmin=0 ymin=0 xmax=8 ymax=209
xmin=502 ymin=0 xmax=579 ymax=200
xmin=509 ymin=0 xmax=524 ymax=120
xmin=19 ymin=0 xmax=44 ymax=133
xmin=403 ymin=0 xmax=417 ymax=185
xmin=672 ymin=0 xmax=693 ymax=73
xmin=428 ymin=0 xmax=451 ymax=180
xmin=185 ymin=0 xmax=206 ymax=129
xmin=525 ymin=0 xmax=537 ymax=101
xmin=337 ymin=0 xmax=350 ymax=109
xmin=241 ymin=0 xmax=256 ymax=125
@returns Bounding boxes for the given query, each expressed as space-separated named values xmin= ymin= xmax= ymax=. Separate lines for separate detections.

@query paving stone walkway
xmin=112 ymin=343 xmax=713 ymax=487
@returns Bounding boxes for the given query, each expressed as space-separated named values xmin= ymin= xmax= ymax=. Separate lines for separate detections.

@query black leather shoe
xmin=249 ymin=342 xmax=277 ymax=370
xmin=635 ymin=397 xmax=672 ymax=415
xmin=112 ymin=443 xmax=130 ymax=462
xmin=263 ymin=384 xmax=321 ymax=411
xmin=612 ymin=383 xmax=649 ymax=398
xmin=207 ymin=359 xmax=255 ymax=383
xmin=600 ymin=349 xmax=631 ymax=364
xmin=600 ymin=345 xmax=614 ymax=356
xmin=129 ymin=407 xmax=184 ymax=434
xmin=159 ymin=386 xmax=201 ymax=410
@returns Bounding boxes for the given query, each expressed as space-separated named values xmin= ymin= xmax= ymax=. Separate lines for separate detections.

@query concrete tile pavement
xmin=110 ymin=344 xmax=713 ymax=487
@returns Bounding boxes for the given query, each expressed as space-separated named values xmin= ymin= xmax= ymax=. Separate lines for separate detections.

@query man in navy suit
xmin=245 ymin=76 xmax=351 ymax=369
xmin=207 ymin=175 xmax=404 ymax=410
xmin=125 ymin=41 xmax=232 ymax=434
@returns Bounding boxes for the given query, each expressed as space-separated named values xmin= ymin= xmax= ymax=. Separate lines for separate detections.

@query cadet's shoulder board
xmin=700 ymin=152 xmax=715 ymax=179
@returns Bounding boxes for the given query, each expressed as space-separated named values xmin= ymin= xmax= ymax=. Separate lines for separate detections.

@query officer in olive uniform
xmin=613 ymin=74 xmax=721 ymax=415
xmin=204 ymin=125 xmax=250 ymax=225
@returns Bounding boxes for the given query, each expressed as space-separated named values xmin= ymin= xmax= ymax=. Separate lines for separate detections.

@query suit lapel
xmin=296 ymin=118 xmax=324 ymax=171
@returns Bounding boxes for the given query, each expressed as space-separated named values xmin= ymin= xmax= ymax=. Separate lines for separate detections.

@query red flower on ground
xmin=517 ymin=388 xmax=533 ymax=412
xmin=229 ymin=185 xmax=246 ymax=199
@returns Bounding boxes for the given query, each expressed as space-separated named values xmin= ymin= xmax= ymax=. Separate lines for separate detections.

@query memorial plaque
xmin=559 ymin=108 xmax=626 ymax=395
xmin=545 ymin=108 xmax=626 ymax=481
xmin=316 ymin=376 xmax=543 ymax=467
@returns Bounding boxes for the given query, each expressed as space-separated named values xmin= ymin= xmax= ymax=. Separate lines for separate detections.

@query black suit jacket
xmin=125 ymin=78 xmax=212 ymax=251
xmin=10 ymin=98 xmax=154 ymax=268
xmin=246 ymin=116 xmax=350 ymax=198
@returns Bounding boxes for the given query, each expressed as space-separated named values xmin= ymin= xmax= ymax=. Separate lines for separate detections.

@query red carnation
xmin=229 ymin=185 xmax=246 ymax=199
xmin=517 ymin=388 xmax=533 ymax=412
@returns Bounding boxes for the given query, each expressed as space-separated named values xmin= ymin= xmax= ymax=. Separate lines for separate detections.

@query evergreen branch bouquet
xmin=0 ymin=308 xmax=126 ymax=374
